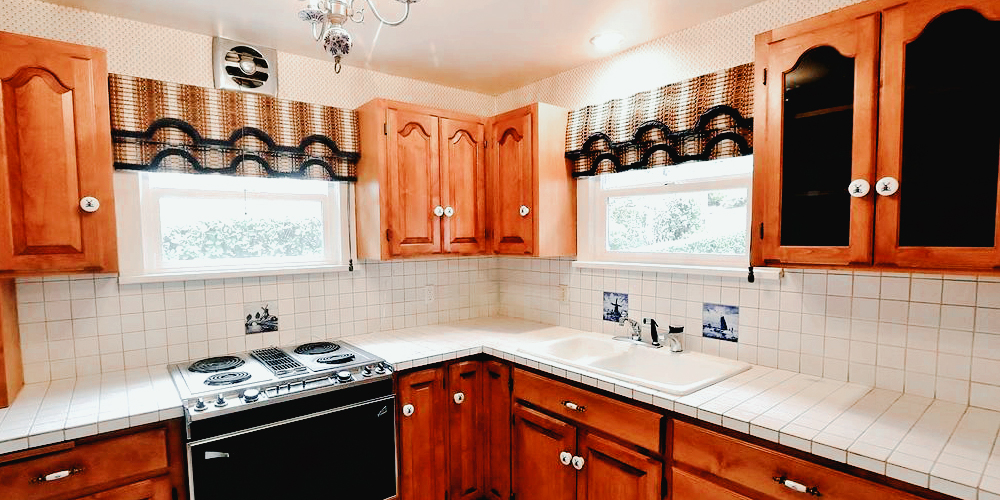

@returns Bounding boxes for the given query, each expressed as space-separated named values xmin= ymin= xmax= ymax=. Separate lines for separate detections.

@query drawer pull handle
xmin=562 ymin=400 xmax=586 ymax=412
xmin=571 ymin=456 xmax=585 ymax=470
xmin=32 ymin=468 xmax=84 ymax=484
xmin=559 ymin=451 xmax=573 ymax=466
xmin=773 ymin=476 xmax=821 ymax=496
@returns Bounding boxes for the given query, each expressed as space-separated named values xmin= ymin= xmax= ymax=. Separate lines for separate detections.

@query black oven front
xmin=186 ymin=379 xmax=397 ymax=500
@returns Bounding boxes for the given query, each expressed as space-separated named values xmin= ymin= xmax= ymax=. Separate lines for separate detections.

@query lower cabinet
xmin=0 ymin=420 xmax=186 ymax=500
xmin=397 ymin=360 xmax=511 ymax=500
xmin=511 ymin=368 xmax=664 ymax=500
xmin=670 ymin=420 xmax=929 ymax=500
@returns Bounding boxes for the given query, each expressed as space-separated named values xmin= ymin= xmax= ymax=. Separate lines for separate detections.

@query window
xmin=577 ymin=155 xmax=753 ymax=268
xmin=115 ymin=171 xmax=352 ymax=283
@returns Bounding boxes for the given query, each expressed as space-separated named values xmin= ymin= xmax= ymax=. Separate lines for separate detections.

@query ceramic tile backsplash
xmin=497 ymin=257 xmax=1000 ymax=409
xmin=17 ymin=258 xmax=498 ymax=383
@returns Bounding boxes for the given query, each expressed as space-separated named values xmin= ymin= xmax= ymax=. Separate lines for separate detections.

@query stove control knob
xmin=214 ymin=394 xmax=227 ymax=408
xmin=374 ymin=363 xmax=386 ymax=374
xmin=193 ymin=398 xmax=207 ymax=412
xmin=243 ymin=389 xmax=260 ymax=403
xmin=362 ymin=366 xmax=373 ymax=377
xmin=336 ymin=370 xmax=353 ymax=383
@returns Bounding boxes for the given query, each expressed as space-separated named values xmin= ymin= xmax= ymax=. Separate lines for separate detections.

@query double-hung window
xmin=577 ymin=155 xmax=753 ymax=269
xmin=115 ymin=171 xmax=352 ymax=283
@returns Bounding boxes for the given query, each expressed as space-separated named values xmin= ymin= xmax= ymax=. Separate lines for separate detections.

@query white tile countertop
xmin=1 ymin=317 xmax=998 ymax=500
xmin=0 ymin=367 xmax=182 ymax=455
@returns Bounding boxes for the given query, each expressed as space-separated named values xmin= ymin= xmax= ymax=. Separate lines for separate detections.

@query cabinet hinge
xmin=348 ymin=258 xmax=354 ymax=272
xmin=759 ymin=223 xmax=764 ymax=240
xmin=386 ymin=228 xmax=392 ymax=242
xmin=383 ymin=122 xmax=388 ymax=135
xmin=508 ymin=376 xmax=513 ymax=393
xmin=763 ymin=68 xmax=767 ymax=85
xmin=484 ymin=140 xmax=488 ymax=149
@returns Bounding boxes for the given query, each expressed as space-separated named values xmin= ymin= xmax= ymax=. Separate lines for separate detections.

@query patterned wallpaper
xmin=0 ymin=0 xmax=496 ymax=116
xmin=494 ymin=0 xmax=865 ymax=113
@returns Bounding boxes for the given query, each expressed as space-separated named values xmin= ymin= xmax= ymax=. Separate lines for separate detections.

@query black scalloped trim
xmin=565 ymin=105 xmax=753 ymax=177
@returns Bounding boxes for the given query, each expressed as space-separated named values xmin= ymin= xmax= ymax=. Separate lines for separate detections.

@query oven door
xmin=188 ymin=395 xmax=397 ymax=500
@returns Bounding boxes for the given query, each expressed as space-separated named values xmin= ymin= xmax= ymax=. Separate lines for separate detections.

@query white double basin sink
xmin=518 ymin=335 xmax=751 ymax=396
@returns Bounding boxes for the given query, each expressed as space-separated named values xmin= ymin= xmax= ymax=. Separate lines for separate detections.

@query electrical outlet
xmin=424 ymin=285 xmax=435 ymax=304
xmin=557 ymin=285 xmax=569 ymax=303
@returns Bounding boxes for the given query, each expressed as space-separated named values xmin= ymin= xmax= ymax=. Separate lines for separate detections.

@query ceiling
xmin=43 ymin=0 xmax=767 ymax=95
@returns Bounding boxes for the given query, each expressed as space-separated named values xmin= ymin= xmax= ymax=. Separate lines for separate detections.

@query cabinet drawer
xmin=671 ymin=468 xmax=751 ymax=500
xmin=672 ymin=421 xmax=924 ymax=500
xmin=0 ymin=428 xmax=169 ymax=500
xmin=513 ymin=368 xmax=661 ymax=452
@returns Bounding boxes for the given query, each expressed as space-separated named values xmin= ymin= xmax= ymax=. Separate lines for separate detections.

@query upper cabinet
xmin=489 ymin=103 xmax=576 ymax=257
xmin=752 ymin=0 xmax=1000 ymax=271
xmin=357 ymin=100 xmax=487 ymax=260
xmin=0 ymin=31 xmax=118 ymax=275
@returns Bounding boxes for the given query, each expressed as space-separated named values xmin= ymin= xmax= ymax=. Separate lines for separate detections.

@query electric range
xmin=170 ymin=341 xmax=398 ymax=500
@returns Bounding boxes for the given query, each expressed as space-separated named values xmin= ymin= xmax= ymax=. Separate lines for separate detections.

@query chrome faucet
xmin=616 ymin=314 xmax=641 ymax=342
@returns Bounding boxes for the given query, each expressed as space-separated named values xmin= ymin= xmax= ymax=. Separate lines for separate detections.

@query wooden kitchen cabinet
xmin=0 ymin=31 xmax=118 ymax=275
xmin=356 ymin=99 xmax=487 ymax=259
xmin=0 ymin=420 xmax=186 ymax=500
xmin=510 ymin=368 xmax=663 ymax=500
xmin=488 ymin=103 xmax=576 ymax=257
xmin=671 ymin=420 xmax=929 ymax=500
xmin=397 ymin=360 xmax=512 ymax=500
xmin=397 ymin=367 xmax=449 ymax=500
xmin=751 ymin=0 xmax=1000 ymax=271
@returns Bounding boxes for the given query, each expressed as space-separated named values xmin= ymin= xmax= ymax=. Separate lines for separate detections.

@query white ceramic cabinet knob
xmin=433 ymin=206 xmax=445 ymax=217
xmin=444 ymin=206 xmax=455 ymax=217
xmin=876 ymin=177 xmax=899 ymax=196
xmin=453 ymin=392 xmax=465 ymax=404
xmin=848 ymin=179 xmax=870 ymax=198
xmin=571 ymin=456 xmax=585 ymax=470
xmin=519 ymin=205 xmax=530 ymax=217
xmin=80 ymin=196 xmax=100 ymax=213
xmin=402 ymin=404 xmax=415 ymax=417
xmin=559 ymin=451 xmax=573 ymax=466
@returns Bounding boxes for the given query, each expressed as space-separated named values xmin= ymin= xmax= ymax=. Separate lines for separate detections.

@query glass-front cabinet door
xmin=875 ymin=0 xmax=1000 ymax=269
xmin=754 ymin=13 xmax=880 ymax=266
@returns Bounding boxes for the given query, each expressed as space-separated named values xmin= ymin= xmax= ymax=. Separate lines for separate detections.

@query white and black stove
xmin=171 ymin=341 xmax=398 ymax=500
xmin=170 ymin=340 xmax=392 ymax=420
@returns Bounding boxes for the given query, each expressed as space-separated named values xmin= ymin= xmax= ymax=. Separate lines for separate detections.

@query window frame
xmin=577 ymin=157 xmax=754 ymax=269
xmin=114 ymin=171 xmax=355 ymax=284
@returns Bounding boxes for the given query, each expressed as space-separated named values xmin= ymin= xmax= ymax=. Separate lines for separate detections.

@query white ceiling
xmin=42 ymin=0 xmax=767 ymax=95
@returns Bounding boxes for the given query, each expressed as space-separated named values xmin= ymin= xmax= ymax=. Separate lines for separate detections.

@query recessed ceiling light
xmin=590 ymin=32 xmax=625 ymax=51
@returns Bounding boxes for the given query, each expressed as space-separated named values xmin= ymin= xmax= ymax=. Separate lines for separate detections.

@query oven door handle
xmin=204 ymin=451 xmax=230 ymax=459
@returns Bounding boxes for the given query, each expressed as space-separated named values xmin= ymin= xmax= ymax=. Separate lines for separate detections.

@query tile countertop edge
xmin=1 ymin=317 xmax=997 ymax=500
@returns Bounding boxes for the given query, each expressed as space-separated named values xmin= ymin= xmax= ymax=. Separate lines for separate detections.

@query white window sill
xmin=571 ymin=260 xmax=783 ymax=281
xmin=118 ymin=264 xmax=352 ymax=284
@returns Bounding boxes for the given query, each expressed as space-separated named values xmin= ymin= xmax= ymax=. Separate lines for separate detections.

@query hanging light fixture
xmin=298 ymin=0 xmax=418 ymax=73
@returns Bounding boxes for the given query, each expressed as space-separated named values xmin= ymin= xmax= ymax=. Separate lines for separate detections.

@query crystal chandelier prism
xmin=298 ymin=0 xmax=418 ymax=73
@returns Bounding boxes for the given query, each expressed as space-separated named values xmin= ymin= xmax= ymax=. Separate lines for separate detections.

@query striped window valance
xmin=565 ymin=63 xmax=754 ymax=177
xmin=109 ymin=74 xmax=360 ymax=181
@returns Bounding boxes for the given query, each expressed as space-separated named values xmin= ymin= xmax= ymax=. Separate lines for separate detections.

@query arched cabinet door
xmin=753 ymin=13 xmax=880 ymax=267
xmin=385 ymin=108 xmax=442 ymax=257
xmin=0 ymin=32 xmax=117 ymax=274
xmin=874 ymin=0 xmax=1000 ymax=269
xmin=490 ymin=110 xmax=534 ymax=255
xmin=440 ymin=118 xmax=487 ymax=254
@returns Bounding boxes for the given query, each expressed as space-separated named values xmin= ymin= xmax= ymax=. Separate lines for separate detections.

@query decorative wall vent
xmin=213 ymin=37 xmax=278 ymax=96
xmin=565 ymin=63 xmax=754 ymax=177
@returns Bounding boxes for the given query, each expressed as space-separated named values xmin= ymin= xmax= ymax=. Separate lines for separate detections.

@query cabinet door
xmin=577 ymin=432 xmax=661 ymax=500
xmin=72 ymin=477 xmax=173 ymax=500
xmin=756 ymin=14 xmax=880 ymax=266
xmin=874 ymin=0 xmax=1000 ymax=268
xmin=512 ymin=403 xmax=576 ymax=500
xmin=398 ymin=367 xmax=448 ymax=500
xmin=440 ymin=118 xmax=487 ymax=254
xmin=671 ymin=468 xmax=752 ymax=500
xmin=490 ymin=110 xmax=534 ymax=255
xmin=449 ymin=360 xmax=485 ymax=500
xmin=483 ymin=361 xmax=511 ymax=500
xmin=0 ymin=32 xmax=116 ymax=273
xmin=386 ymin=108 xmax=441 ymax=257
